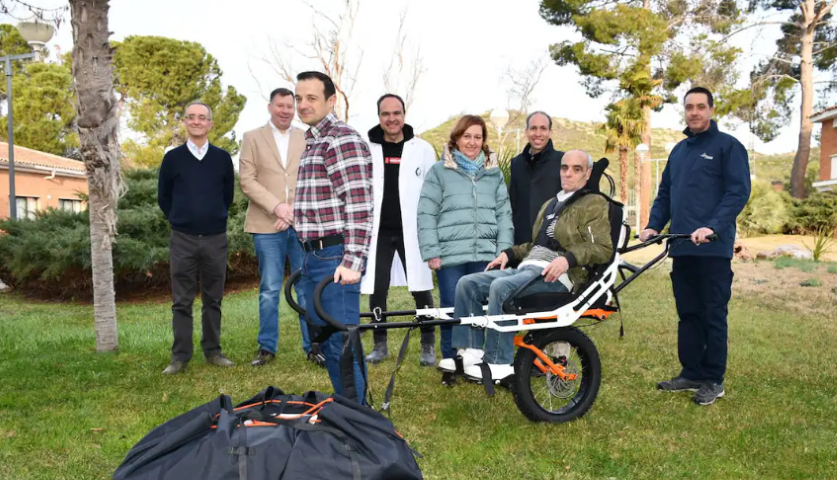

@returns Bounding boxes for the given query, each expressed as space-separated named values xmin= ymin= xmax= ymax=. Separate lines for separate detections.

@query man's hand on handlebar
xmin=691 ymin=227 xmax=715 ymax=245
xmin=639 ymin=228 xmax=659 ymax=242
xmin=334 ymin=265 xmax=361 ymax=285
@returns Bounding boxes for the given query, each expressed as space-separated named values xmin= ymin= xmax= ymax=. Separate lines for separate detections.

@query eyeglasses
xmin=184 ymin=114 xmax=210 ymax=122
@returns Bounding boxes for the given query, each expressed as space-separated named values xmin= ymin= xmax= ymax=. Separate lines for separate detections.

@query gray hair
xmin=565 ymin=149 xmax=594 ymax=169
xmin=185 ymin=101 xmax=213 ymax=120
xmin=526 ymin=111 xmax=553 ymax=130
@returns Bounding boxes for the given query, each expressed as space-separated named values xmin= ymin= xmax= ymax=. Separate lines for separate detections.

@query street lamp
xmin=2 ymin=52 xmax=36 ymax=220
xmin=16 ymin=21 xmax=55 ymax=60
xmin=3 ymin=21 xmax=52 ymax=219
xmin=635 ymin=142 xmax=649 ymax=161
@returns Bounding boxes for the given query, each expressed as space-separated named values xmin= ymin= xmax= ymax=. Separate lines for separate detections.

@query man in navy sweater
xmin=640 ymin=87 xmax=751 ymax=405
xmin=157 ymin=101 xmax=236 ymax=375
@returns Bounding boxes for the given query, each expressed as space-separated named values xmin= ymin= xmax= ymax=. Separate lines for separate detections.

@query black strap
xmin=341 ymin=444 xmax=362 ymax=480
xmin=479 ymin=363 xmax=496 ymax=396
xmin=611 ymin=286 xmax=625 ymax=338
xmin=230 ymin=417 xmax=251 ymax=480
xmin=381 ymin=327 xmax=415 ymax=416
xmin=340 ymin=326 xmax=374 ymax=407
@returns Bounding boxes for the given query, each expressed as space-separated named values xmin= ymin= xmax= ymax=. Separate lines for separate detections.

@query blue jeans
xmin=452 ymin=266 xmax=569 ymax=364
xmin=299 ymin=244 xmax=367 ymax=403
xmin=253 ymin=228 xmax=310 ymax=354
xmin=436 ymin=262 xmax=488 ymax=359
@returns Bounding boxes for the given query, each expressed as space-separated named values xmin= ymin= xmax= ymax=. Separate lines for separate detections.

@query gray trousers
xmin=169 ymin=230 xmax=228 ymax=362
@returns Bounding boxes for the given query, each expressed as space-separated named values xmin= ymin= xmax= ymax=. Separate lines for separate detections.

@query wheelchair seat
xmin=502 ymin=158 xmax=629 ymax=316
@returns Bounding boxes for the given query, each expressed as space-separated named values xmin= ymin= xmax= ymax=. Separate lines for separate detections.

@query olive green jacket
xmin=507 ymin=192 xmax=613 ymax=289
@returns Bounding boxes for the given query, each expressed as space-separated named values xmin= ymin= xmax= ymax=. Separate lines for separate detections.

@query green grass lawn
xmin=1 ymin=269 xmax=836 ymax=479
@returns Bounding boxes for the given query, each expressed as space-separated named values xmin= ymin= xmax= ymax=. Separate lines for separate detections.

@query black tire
xmin=512 ymin=327 xmax=602 ymax=423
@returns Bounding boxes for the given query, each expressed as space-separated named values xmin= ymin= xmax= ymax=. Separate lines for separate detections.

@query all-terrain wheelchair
xmin=284 ymin=158 xmax=715 ymax=423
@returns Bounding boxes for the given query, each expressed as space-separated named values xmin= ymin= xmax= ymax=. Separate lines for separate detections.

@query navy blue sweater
xmin=646 ymin=121 xmax=751 ymax=258
xmin=157 ymin=143 xmax=235 ymax=236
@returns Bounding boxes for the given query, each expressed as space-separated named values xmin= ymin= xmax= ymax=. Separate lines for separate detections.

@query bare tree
xmin=492 ymin=56 xmax=548 ymax=158
xmin=255 ymin=0 xmax=363 ymax=121
xmin=70 ymin=0 xmax=123 ymax=352
xmin=503 ymin=57 xmax=548 ymax=127
xmin=382 ymin=6 xmax=425 ymax=110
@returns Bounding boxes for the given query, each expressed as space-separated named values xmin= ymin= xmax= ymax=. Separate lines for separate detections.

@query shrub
xmin=0 ymin=168 xmax=258 ymax=300
xmin=737 ymin=180 xmax=792 ymax=237
xmin=786 ymin=191 xmax=837 ymax=235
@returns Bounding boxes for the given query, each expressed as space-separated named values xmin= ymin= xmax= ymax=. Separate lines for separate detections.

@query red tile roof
xmin=0 ymin=142 xmax=85 ymax=173
xmin=811 ymin=105 xmax=837 ymax=120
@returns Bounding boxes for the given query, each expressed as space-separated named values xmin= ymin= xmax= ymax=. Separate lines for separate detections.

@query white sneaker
xmin=464 ymin=363 xmax=515 ymax=382
xmin=438 ymin=348 xmax=484 ymax=372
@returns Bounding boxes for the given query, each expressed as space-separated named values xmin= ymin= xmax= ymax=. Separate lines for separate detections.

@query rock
xmin=758 ymin=245 xmax=813 ymax=260
xmin=733 ymin=241 xmax=754 ymax=261
xmin=0 ymin=279 xmax=7 ymax=292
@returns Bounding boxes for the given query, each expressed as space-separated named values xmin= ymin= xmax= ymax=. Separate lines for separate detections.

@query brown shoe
xmin=250 ymin=349 xmax=276 ymax=367
xmin=162 ymin=360 xmax=187 ymax=375
xmin=206 ymin=354 xmax=235 ymax=367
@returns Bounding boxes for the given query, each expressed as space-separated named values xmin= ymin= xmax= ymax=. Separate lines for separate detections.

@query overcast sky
xmin=6 ymin=0 xmax=829 ymax=160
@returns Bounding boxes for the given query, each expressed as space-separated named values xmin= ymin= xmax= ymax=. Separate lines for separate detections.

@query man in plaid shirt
xmin=293 ymin=71 xmax=373 ymax=403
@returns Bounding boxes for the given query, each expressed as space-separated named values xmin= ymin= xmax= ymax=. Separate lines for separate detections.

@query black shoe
xmin=657 ymin=376 xmax=702 ymax=392
xmin=694 ymin=382 xmax=725 ymax=405
xmin=419 ymin=343 xmax=435 ymax=367
xmin=206 ymin=353 xmax=235 ymax=367
xmin=250 ymin=349 xmax=275 ymax=367
xmin=365 ymin=341 xmax=388 ymax=364
xmin=162 ymin=360 xmax=187 ymax=375
xmin=307 ymin=343 xmax=326 ymax=368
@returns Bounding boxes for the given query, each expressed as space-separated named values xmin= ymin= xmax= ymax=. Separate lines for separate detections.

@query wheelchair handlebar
xmin=283 ymin=271 xmax=350 ymax=332
xmin=633 ymin=233 xmax=719 ymax=242
xmin=283 ymin=270 xmax=307 ymax=317
xmin=313 ymin=276 xmax=349 ymax=332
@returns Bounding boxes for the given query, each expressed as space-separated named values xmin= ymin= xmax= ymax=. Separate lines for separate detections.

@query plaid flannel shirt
xmin=294 ymin=113 xmax=373 ymax=271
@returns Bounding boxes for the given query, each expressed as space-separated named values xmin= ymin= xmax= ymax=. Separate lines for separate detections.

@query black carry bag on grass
xmin=113 ymin=386 xmax=423 ymax=480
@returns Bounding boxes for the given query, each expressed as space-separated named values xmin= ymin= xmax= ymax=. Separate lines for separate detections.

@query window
xmin=831 ymin=154 xmax=837 ymax=181
xmin=15 ymin=197 xmax=38 ymax=220
xmin=59 ymin=198 xmax=83 ymax=213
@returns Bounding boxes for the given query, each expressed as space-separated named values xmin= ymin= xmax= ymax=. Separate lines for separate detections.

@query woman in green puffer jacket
xmin=417 ymin=115 xmax=513 ymax=361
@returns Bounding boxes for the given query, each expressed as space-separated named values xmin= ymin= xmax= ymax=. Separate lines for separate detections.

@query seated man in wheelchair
xmin=438 ymin=149 xmax=614 ymax=381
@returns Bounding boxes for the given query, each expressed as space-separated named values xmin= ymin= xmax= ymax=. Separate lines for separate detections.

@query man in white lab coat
xmin=361 ymin=94 xmax=437 ymax=366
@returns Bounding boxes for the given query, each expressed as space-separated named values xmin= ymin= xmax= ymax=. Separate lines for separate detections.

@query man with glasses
xmin=157 ymin=101 xmax=236 ymax=375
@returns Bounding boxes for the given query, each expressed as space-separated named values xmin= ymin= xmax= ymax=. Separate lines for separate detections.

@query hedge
xmin=0 ymin=168 xmax=258 ymax=300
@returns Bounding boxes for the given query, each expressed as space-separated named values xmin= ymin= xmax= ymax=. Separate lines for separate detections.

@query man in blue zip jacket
xmin=640 ymin=87 xmax=751 ymax=406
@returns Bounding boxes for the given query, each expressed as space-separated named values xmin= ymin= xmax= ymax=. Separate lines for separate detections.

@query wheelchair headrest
xmin=585 ymin=157 xmax=610 ymax=194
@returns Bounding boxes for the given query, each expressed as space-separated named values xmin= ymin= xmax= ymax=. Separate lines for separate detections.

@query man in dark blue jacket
xmin=640 ymin=87 xmax=751 ymax=406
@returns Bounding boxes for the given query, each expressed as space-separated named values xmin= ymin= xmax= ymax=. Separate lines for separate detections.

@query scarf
xmin=452 ymin=148 xmax=485 ymax=176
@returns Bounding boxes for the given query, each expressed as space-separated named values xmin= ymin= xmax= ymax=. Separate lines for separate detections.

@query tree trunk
xmin=70 ymin=0 xmax=123 ymax=352
xmin=790 ymin=0 xmax=816 ymax=199
xmin=634 ymin=150 xmax=641 ymax=231
xmin=619 ymin=146 xmax=629 ymax=203
xmin=640 ymin=106 xmax=652 ymax=228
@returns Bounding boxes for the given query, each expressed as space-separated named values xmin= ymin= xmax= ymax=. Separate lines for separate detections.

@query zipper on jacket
xmin=472 ymin=176 xmax=478 ymax=259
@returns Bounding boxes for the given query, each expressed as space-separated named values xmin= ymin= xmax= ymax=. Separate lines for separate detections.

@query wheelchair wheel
xmin=512 ymin=327 xmax=601 ymax=423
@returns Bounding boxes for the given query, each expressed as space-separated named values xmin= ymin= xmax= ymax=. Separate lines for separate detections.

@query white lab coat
xmin=360 ymin=135 xmax=437 ymax=294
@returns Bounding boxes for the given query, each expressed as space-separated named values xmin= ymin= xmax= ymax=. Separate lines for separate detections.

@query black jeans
xmin=169 ymin=230 xmax=228 ymax=362
xmin=369 ymin=231 xmax=434 ymax=344
xmin=671 ymin=256 xmax=733 ymax=384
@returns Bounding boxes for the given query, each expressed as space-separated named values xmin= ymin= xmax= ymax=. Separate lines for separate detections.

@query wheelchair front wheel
xmin=512 ymin=327 xmax=602 ymax=423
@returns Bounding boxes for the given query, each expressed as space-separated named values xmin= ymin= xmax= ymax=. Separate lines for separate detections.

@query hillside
xmin=416 ymin=112 xmax=818 ymax=191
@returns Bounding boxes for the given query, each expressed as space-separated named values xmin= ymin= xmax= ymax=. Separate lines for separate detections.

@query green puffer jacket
xmin=418 ymin=145 xmax=514 ymax=267
xmin=506 ymin=192 xmax=613 ymax=290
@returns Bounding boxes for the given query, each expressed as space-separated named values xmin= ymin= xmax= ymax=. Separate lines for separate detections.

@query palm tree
xmin=599 ymin=98 xmax=645 ymax=204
